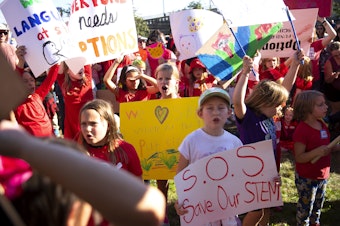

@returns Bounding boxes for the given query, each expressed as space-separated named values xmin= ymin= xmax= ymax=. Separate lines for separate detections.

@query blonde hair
xmin=246 ymin=80 xmax=289 ymax=114
xmin=293 ymin=90 xmax=324 ymax=121
xmin=297 ymin=56 xmax=313 ymax=82
xmin=155 ymin=63 xmax=180 ymax=81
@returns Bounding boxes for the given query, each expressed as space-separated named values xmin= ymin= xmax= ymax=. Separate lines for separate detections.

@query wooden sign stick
xmin=311 ymin=135 xmax=340 ymax=164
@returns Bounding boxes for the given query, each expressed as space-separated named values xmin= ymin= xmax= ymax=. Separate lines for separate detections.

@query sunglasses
xmin=0 ymin=31 xmax=8 ymax=35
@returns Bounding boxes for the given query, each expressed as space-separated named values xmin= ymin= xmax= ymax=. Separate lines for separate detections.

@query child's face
xmin=157 ymin=70 xmax=178 ymax=98
xmin=198 ymin=97 xmax=231 ymax=132
xmin=68 ymin=68 xmax=84 ymax=81
xmin=261 ymin=104 xmax=282 ymax=118
xmin=312 ymin=96 xmax=328 ymax=119
xmin=22 ymin=72 xmax=36 ymax=94
xmin=126 ymin=72 xmax=140 ymax=90
xmin=265 ymin=58 xmax=278 ymax=70
xmin=80 ymin=109 xmax=108 ymax=146
xmin=193 ymin=68 xmax=204 ymax=79
xmin=284 ymin=110 xmax=293 ymax=123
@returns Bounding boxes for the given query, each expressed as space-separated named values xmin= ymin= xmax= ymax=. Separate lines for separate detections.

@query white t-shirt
xmin=178 ymin=128 xmax=243 ymax=226
xmin=179 ymin=128 xmax=243 ymax=165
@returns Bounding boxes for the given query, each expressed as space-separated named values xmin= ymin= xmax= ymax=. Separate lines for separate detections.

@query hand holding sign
xmin=311 ymin=135 xmax=340 ymax=164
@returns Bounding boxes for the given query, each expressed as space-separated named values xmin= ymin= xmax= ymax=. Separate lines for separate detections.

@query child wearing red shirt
xmin=187 ymin=58 xmax=218 ymax=97
xmin=57 ymin=62 xmax=94 ymax=140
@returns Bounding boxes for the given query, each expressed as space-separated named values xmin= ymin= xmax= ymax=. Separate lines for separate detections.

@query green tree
xmin=187 ymin=1 xmax=203 ymax=9
xmin=134 ymin=16 xmax=150 ymax=37
xmin=333 ymin=2 xmax=340 ymax=18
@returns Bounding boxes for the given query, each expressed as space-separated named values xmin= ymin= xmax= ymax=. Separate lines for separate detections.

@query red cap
xmin=189 ymin=58 xmax=206 ymax=74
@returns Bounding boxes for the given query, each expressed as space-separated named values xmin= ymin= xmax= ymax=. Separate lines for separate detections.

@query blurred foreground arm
xmin=0 ymin=120 xmax=165 ymax=226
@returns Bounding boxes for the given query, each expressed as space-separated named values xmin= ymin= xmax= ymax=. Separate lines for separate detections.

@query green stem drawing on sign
xmin=141 ymin=149 xmax=179 ymax=171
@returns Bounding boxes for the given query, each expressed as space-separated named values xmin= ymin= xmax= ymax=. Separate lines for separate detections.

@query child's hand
xmin=317 ymin=16 xmax=325 ymax=23
xmin=272 ymin=174 xmax=281 ymax=186
xmin=174 ymin=200 xmax=188 ymax=216
xmin=242 ymin=55 xmax=253 ymax=74
xmin=115 ymin=54 xmax=125 ymax=64
xmin=16 ymin=45 xmax=26 ymax=62
xmin=310 ymin=145 xmax=332 ymax=163
xmin=321 ymin=145 xmax=332 ymax=157
xmin=292 ymin=50 xmax=305 ymax=66
xmin=313 ymin=145 xmax=331 ymax=158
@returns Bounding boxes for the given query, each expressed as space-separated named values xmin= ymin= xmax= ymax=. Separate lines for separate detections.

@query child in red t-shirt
xmin=293 ymin=90 xmax=340 ymax=226
xmin=79 ymin=99 xmax=143 ymax=226
xmin=57 ymin=62 xmax=94 ymax=140
xmin=259 ymin=57 xmax=289 ymax=83
xmin=103 ymin=56 xmax=159 ymax=103
xmin=187 ymin=58 xmax=218 ymax=97
xmin=279 ymin=106 xmax=297 ymax=152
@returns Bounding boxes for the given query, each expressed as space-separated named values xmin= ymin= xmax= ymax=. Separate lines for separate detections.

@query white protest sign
xmin=170 ymin=9 xmax=223 ymax=61
xmin=68 ymin=0 xmax=138 ymax=65
xmin=175 ymin=140 xmax=282 ymax=226
xmin=212 ymin=0 xmax=291 ymax=28
xmin=260 ymin=8 xmax=318 ymax=58
xmin=0 ymin=0 xmax=81 ymax=77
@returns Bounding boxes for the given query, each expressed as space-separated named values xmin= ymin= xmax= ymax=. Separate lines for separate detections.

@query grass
xmin=158 ymin=150 xmax=340 ymax=226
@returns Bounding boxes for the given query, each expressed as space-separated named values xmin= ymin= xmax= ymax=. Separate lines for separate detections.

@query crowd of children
xmin=1 ymin=10 xmax=340 ymax=226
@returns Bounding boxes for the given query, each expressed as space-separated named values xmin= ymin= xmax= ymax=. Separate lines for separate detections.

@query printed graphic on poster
xmin=196 ymin=23 xmax=282 ymax=81
xmin=169 ymin=9 xmax=223 ymax=61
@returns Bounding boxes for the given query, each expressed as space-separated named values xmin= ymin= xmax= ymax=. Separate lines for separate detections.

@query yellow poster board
xmin=120 ymin=97 xmax=203 ymax=180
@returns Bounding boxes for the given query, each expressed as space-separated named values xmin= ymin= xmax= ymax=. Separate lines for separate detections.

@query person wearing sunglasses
xmin=0 ymin=23 xmax=18 ymax=70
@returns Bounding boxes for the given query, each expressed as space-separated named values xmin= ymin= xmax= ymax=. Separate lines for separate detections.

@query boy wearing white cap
xmin=175 ymin=87 xmax=243 ymax=226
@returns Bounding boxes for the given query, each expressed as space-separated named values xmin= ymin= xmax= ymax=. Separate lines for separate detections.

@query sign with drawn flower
xmin=120 ymin=98 xmax=203 ymax=180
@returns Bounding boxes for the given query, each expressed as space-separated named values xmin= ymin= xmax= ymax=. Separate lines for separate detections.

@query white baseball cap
xmin=198 ymin=87 xmax=231 ymax=107
xmin=0 ymin=23 xmax=9 ymax=31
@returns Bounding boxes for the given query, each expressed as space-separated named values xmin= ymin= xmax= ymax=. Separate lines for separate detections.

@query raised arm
xmin=0 ymin=120 xmax=165 ymax=226
xmin=318 ymin=16 xmax=336 ymax=47
xmin=15 ymin=45 xmax=26 ymax=70
xmin=103 ymin=59 xmax=122 ymax=96
xmin=232 ymin=56 xmax=253 ymax=120
xmin=281 ymin=50 xmax=304 ymax=92
xmin=141 ymin=73 xmax=159 ymax=94
xmin=35 ymin=64 xmax=60 ymax=99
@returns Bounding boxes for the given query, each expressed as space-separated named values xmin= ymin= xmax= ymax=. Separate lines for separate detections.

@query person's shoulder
xmin=294 ymin=120 xmax=308 ymax=131
xmin=182 ymin=128 xmax=203 ymax=140
xmin=117 ymin=139 xmax=128 ymax=146
xmin=223 ymin=130 xmax=242 ymax=143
